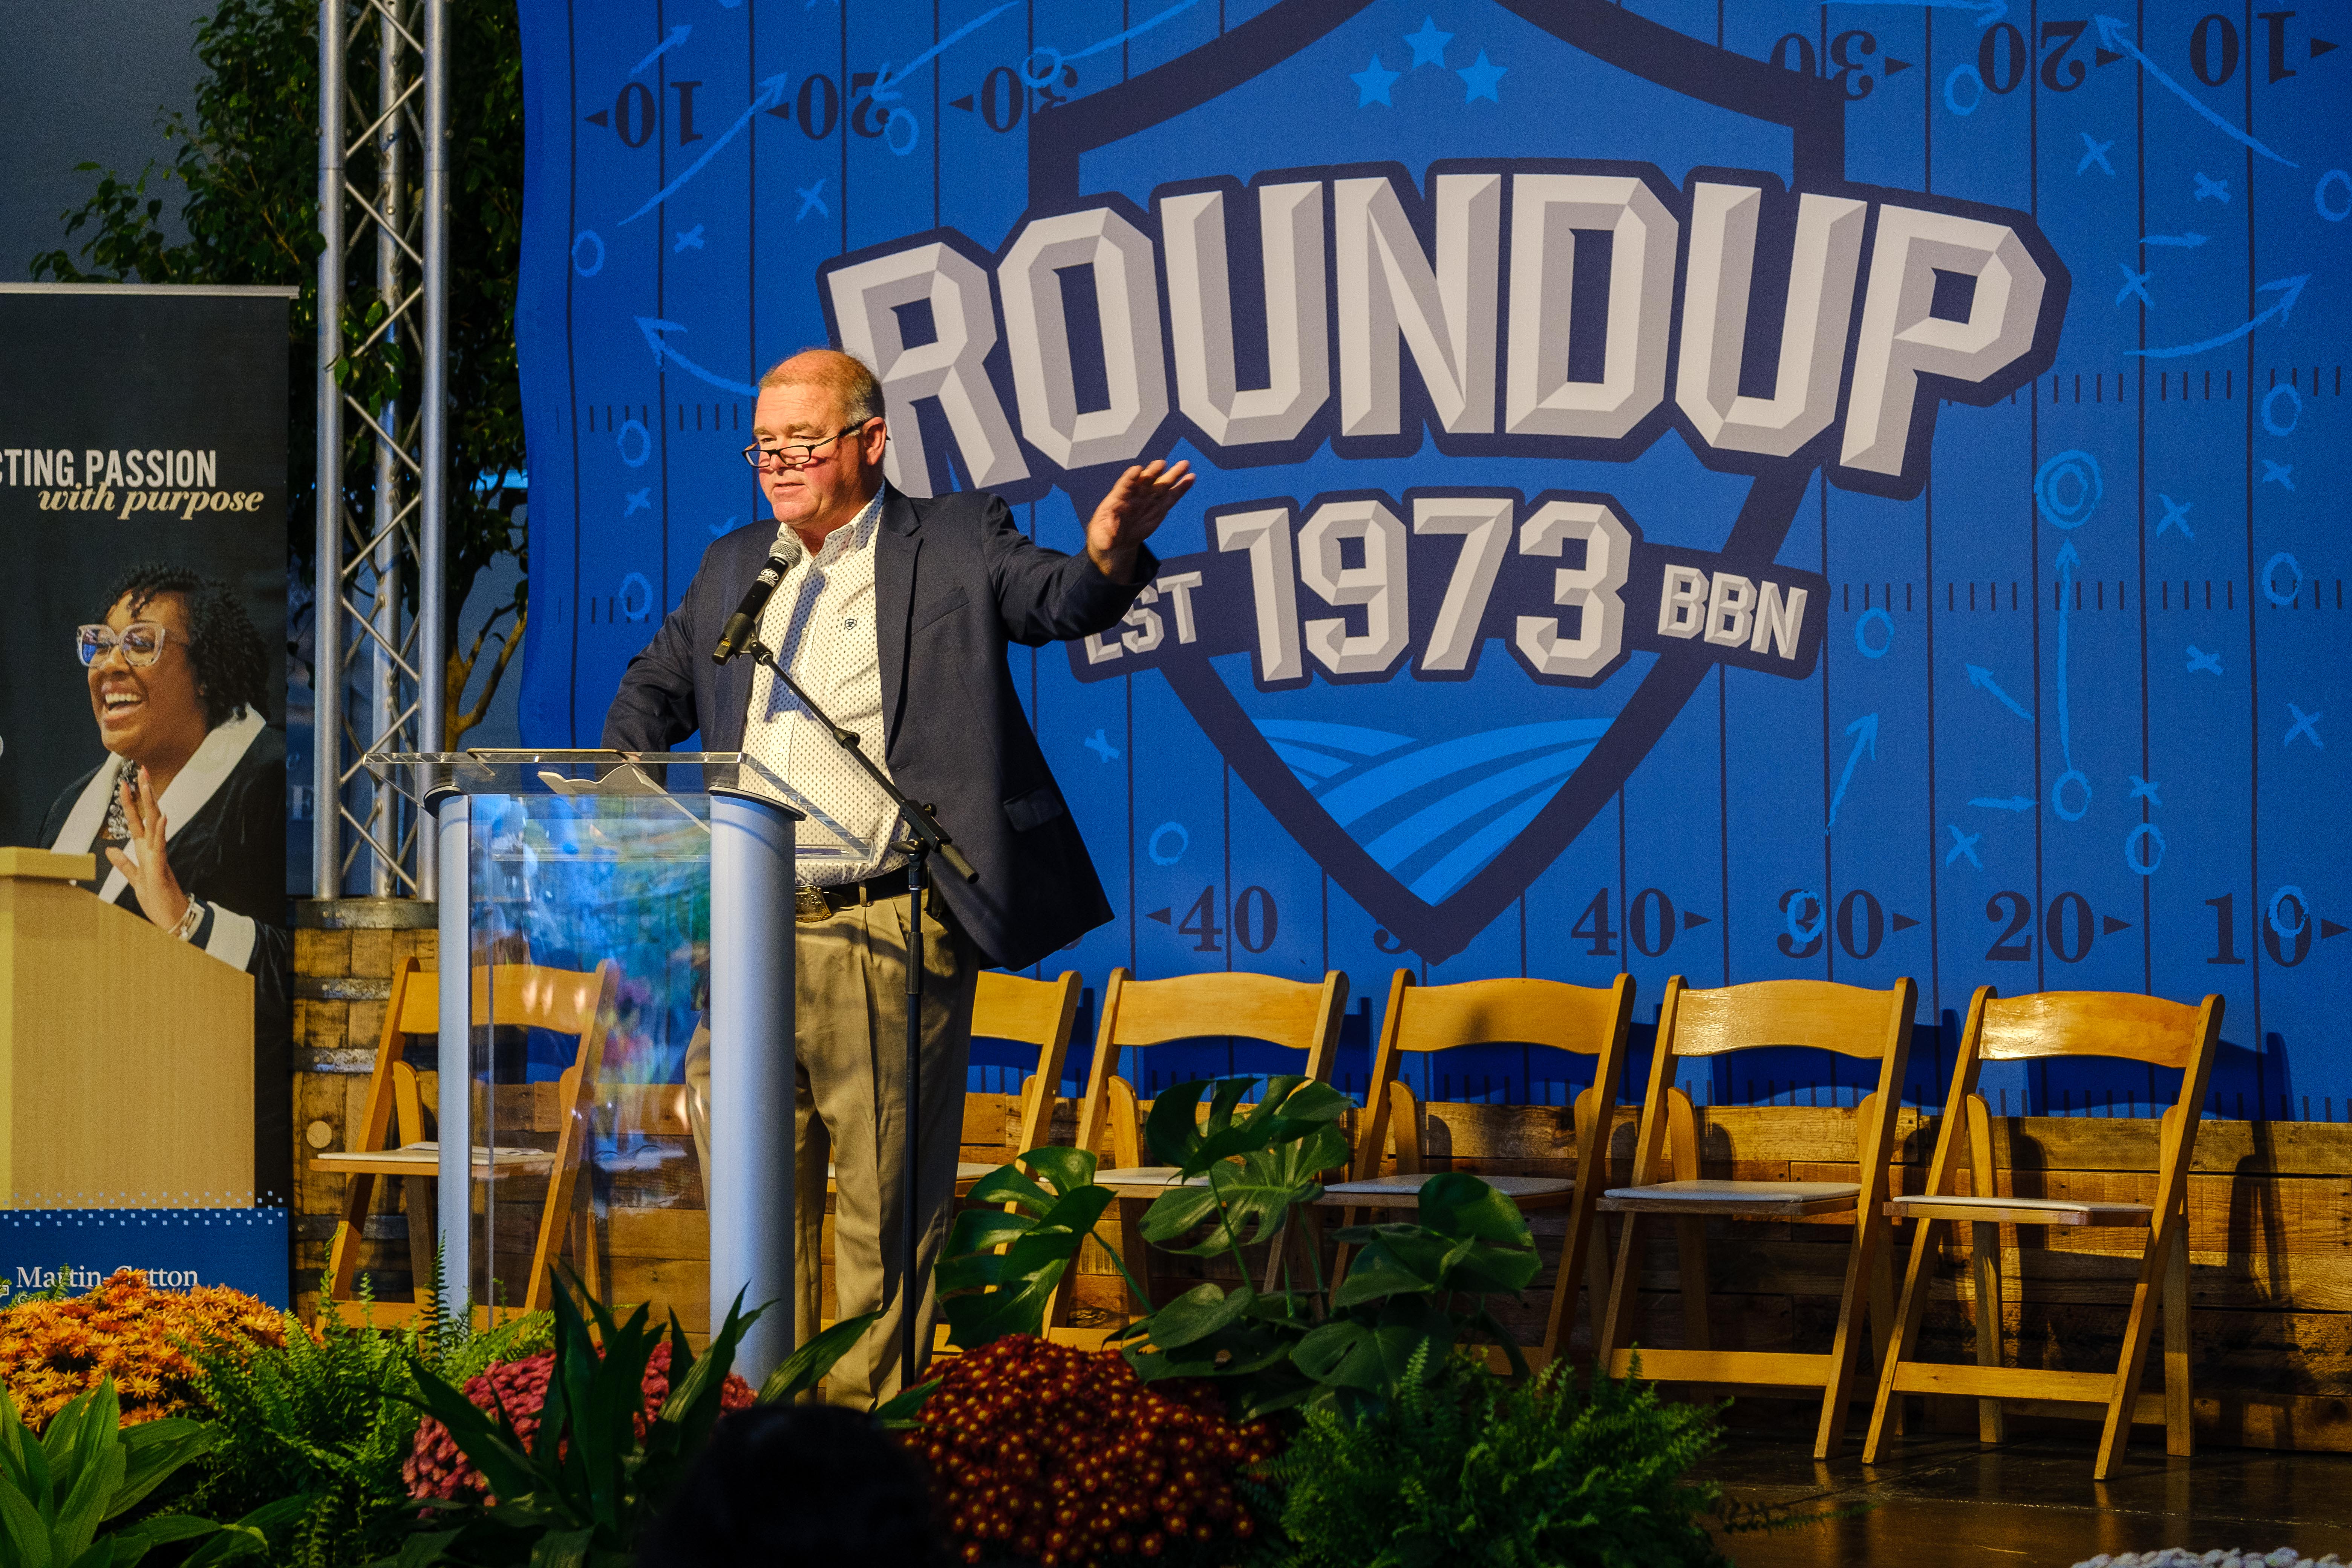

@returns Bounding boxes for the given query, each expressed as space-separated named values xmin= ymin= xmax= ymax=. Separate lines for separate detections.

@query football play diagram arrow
xmin=628 ymin=25 xmax=691 ymax=79
xmin=1971 ymin=796 xmax=2037 ymax=811
xmin=2094 ymin=15 xmax=2298 ymax=166
xmin=618 ymin=73 xmax=789 ymax=225
xmin=634 ymin=318 xmax=760 ymax=397
xmin=1827 ymin=713 xmax=1879 ymax=831
xmin=1966 ymin=663 xmax=2035 ymax=721
xmin=2140 ymin=232 xmax=2209 ymax=248
xmin=868 ymin=0 xmax=1021 ymax=102
xmin=2133 ymin=275 xmax=2310 ymax=360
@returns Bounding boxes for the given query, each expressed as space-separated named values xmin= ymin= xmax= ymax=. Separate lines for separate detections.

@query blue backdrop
xmin=512 ymin=0 xmax=2348 ymax=1117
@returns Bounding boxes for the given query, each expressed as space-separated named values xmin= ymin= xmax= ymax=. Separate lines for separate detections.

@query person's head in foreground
xmin=637 ymin=1403 xmax=947 ymax=1567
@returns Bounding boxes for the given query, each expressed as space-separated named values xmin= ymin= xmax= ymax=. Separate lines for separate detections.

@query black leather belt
xmin=794 ymin=867 xmax=911 ymax=923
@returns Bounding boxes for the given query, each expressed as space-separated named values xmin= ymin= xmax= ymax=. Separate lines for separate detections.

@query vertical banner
xmin=0 ymin=284 xmax=292 ymax=851
xmin=514 ymin=0 xmax=2348 ymax=1113
xmin=0 ymin=281 xmax=295 ymax=1218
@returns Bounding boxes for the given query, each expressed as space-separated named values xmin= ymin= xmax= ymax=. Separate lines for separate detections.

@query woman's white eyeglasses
xmin=77 ymin=622 xmax=172 ymax=668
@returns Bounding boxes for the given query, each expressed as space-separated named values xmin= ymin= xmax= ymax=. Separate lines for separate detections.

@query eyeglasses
xmin=77 ymin=622 xmax=172 ymax=668
xmin=741 ymin=420 xmax=874 ymax=470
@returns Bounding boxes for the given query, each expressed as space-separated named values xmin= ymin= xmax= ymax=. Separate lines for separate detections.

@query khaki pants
xmin=684 ymin=888 xmax=978 ymax=1404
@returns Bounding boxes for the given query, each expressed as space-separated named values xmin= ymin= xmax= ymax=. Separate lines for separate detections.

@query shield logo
xmin=827 ymin=0 xmax=2063 ymax=964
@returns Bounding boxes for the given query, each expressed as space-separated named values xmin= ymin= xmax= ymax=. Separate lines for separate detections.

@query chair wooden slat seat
xmin=1093 ymin=1166 xmax=1213 ymax=1193
xmin=826 ymin=1159 xmax=1004 ymax=1186
xmin=1321 ymin=1171 xmax=1574 ymax=1207
xmin=1883 ymin=1193 xmax=2152 ymax=1227
xmin=1863 ymin=986 xmax=2223 ymax=1481
xmin=1602 ymin=1178 xmax=1860 ymax=1217
xmin=1597 ymin=976 xmax=1916 ymax=1458
xmin=313 ymin=1142 xmax=557 ymax=1173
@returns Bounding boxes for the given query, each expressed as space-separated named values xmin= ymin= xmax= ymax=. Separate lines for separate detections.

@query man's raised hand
xmin=1086 ymin=458 xmax=1194 ymax=582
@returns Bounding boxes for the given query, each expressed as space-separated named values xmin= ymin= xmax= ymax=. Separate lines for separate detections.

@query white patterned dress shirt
xmin=740 ymin=488 xmax=906 ymax=886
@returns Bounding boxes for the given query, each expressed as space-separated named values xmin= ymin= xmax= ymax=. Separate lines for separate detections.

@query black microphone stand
xmin=740 ymin=639 xmax=977 ymax=1393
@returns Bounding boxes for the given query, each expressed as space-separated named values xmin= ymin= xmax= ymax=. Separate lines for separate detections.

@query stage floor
xmin=1703 ymin=1433 xmax=2352 ymax=1565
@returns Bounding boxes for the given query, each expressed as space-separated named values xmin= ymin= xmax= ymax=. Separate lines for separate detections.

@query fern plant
xmin=1268 ymin=1344 xmax=1732 ymax=1568
xmin=182 ymin=1267 xmax=551 ymax=1568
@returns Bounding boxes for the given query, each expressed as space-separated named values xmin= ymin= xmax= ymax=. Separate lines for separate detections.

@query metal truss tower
xmin=313 ymin=0 xmax=446 ymax=899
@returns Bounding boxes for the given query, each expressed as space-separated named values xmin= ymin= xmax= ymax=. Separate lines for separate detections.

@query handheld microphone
xmin=711 ymin=536 xmax=805 ymax=665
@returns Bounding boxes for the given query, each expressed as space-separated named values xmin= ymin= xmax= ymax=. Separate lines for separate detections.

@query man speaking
xmin=603 ymin=349 xmax=1191 ymax=1401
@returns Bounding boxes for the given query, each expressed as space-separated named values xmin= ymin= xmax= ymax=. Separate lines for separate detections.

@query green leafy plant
xmin=938 ymin=1076 xmax=1542 ymax=1419
xmin=181 ymin=1267 xmax=553 ymax=1568
xmin=368 ymin=1274 xmax=884 ymax=1566
xmin=0 ymin=1374 xmax=294 ymax=1567
xmin=1269 ymin=1344 xmax=1732 ymax=1568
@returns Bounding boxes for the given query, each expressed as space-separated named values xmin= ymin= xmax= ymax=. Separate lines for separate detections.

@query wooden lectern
xmin=0 ymin=847 xmax=254 ymax=1205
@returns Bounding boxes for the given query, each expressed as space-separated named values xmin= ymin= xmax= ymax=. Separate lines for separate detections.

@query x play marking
xmin=624 ymin=487 xmax=652 ymax=515
xmin=2156 ymin=494 xmax=2194 ymax=538
xmin=1945 ymin=825 xmax=1984 ymax=869
xmin=1083 ymin=727 xmax=1121 ymax=762
xmin=2130 ymin=775 xmax=2163 ymax=806
xmin=796 ymin=179 xmax=829 ymax=220
xmin=2194 ymin=172 xmax=2231 ymax=202
xmin=2079 ymin=132 xmax=2117 ymax=176
xmin=2286 ymin=704 xmax=2324 ymax=748
xmin=2116 ymin=263 xmax=2154 ymax=306
xmin=2262 ymin=460 xmax=2295 ymax=491
xmin=673 ymin=224 xmax=705 ymax=251
xmin=2186 ymin=644 xmax=2224 ymax=675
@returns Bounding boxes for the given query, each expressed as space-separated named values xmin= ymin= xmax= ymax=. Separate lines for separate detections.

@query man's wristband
xmin=170 ymin=898 xmax=208 ymax=943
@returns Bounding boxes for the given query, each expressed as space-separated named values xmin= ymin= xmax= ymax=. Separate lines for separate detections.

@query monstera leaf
xmin=1144 ymin=1076 xmax=1351 ymax=1177
xmin=938 ymin=1148 xmax=1119 ymax=1348
xmin=1140 ymin=1123 xmax=1351 ymax=1256
xmin=1332 ymin=1173 xmax=1542 ymax=1306
xmin=1119 ymin=1284 xmax=1318 ymax=1419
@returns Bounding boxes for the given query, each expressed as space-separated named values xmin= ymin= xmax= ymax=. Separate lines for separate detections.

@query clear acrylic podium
xmin=364 ymin=750 xmax=878 ymax=1382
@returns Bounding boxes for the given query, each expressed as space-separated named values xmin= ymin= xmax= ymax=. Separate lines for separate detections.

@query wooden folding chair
xmin=1596 ymin=977 xmax=1915 ymax=1457
xmin=312 ymin=956 xmax=618 ymax=1323
xmin=1061 ymin=968 xmax=1350 ymax=1319
xmin=1864 ymin=987 xmax=2223 ymax=1479
xmin=966 ymin=968 xmax=1086 ymax=1182
xmin=1312 ymin=970 xmax=1636 ymax=1369
xmin=814 ymin=969 xmax=1082 ymax=1203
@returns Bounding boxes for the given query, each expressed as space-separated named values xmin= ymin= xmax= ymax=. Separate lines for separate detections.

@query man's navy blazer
xmin=602 ymin=487 xmax=1153 ymax=972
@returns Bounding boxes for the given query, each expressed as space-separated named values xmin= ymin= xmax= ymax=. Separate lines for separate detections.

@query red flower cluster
xmin=404 ymin=1338 xmax=755 ymax=1502
xmin=907 ymin=1335 xmax=1279 ymax=1567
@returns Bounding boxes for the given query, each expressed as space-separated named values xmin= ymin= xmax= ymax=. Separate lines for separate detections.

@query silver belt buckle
xmin=794 ymin=887 xmax=830 ymax=924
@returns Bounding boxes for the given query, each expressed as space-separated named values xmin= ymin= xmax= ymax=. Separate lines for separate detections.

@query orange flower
xmin=0 ymin=1269 xmax=285 ymax=1430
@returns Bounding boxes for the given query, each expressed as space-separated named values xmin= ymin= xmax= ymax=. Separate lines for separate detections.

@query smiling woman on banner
xmin=41 ymin=563 xmax=290 ymax=1204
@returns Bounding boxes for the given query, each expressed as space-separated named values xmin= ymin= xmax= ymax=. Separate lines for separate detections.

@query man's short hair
xmin=758 ymin=348 xmax=885 ymax=426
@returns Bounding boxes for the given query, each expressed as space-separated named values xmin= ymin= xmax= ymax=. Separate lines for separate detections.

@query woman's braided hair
xmin=101 ymin=564 xmax=272 ymax=729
